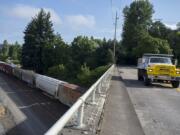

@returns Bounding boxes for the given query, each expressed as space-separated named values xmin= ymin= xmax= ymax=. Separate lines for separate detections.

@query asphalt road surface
xmin=119 ymin=66 xmax=180 ymax=135
xmin=0 ymin=72 xmax=69 ymax=135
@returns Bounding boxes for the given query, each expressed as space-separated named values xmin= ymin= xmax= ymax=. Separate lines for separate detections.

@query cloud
xmin=65 ymin=15 xmax=96 ymax=30
xmin=7 ymin=4 xmax=61 ymax=24
xmin=164 ymin=23 xmax=177 ymax=30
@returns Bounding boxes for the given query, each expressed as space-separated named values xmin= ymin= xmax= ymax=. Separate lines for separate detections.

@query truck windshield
xmin=150 ymin=57 xmax=172 ymax=64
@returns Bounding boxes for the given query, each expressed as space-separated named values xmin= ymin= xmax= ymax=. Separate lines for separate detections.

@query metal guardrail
xmin=45 ymin=65 xmax=115 ymax=135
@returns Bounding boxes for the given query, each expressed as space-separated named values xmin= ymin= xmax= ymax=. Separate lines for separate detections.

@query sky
xmin=0 ymin=0 xmax=180 ymax=44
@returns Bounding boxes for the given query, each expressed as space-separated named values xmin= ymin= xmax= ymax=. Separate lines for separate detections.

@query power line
xmin=110 ymin=0 xmax=114 ymax=21
xmin=109 ymin=0 xmax=120 ymax=63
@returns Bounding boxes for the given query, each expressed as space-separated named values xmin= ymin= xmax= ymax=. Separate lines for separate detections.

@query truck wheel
xmin=138 ymin=69 xmax=143 ymax=81
xmin=171 ymin=81 xmax=179 ymax=88
xmin=144 ymin=77 xmax=151 ymax=86
xmin=143 ymin=73 xmax=151 ymax=86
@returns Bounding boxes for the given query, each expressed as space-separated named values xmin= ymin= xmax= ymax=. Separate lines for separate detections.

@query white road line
xmin=18 ymin=102 xmax=51 ymax=109
xmin=6 ymin=90 xmax=34 ymax=94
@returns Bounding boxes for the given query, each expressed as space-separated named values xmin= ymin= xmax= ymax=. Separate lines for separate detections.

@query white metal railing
xmin=45 ymin=64 xmax=115 ymax=135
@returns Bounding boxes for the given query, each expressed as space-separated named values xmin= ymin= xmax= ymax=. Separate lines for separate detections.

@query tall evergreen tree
xmin=2 ymin=40 xmax=9 ymax=57
xmin=22 ymin=9 xmax=55 ymax=73
xmin=9 ymin=41 xmax=22 ymax=61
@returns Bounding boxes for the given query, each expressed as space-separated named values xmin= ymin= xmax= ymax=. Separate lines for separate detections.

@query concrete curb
xmin=96 ymin=81 xmax=112 ymax=135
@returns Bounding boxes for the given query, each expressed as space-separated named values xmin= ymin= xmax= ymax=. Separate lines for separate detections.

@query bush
xmin=12 ymin=60 xmax=20 ymax=65
xmin=90 ymin=65 xmax=110 ymax=83
xmin=0 ymin=55 xmax=8 ymax=62
xmin=77 ymin=64 xmax=92 ymax=87
xmin=77 ymin=64 xmax=110 ymax=87
xmin=47 ymin=64 xmax=67 ymax=80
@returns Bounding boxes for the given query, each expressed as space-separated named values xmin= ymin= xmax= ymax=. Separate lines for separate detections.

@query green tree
xmin=47 ymin=64 xmax=67 ymax=80
xmin=115 ymin=41 xmax=128 ymax=65
xmin=9 ymin=41 xmax=22 ymax=61
xmin=77 ymin=64 xmax=92 ymax=87
xmin=122 ymin=0 xmax=154 ymax=64
xmin=42 ymin=34 xmax=70 ymax=72
xmin=1 ymin=40 xmax=9 ymax=57
xmin=71 ymin=36 xmax=98 ymax=70
xmin=22 ymin=9 xmax=55 ymax=73
xmin=77 ymin=64 xmax=109 ymax=87
xmin=53 ymin=34 xmax=70 ymax=66
xmin=134 ymin=34 xmax=171 ymax=57
xmin=149 ymin=21 xmax=172 ymax=40
xmin=168 ymin=30 xmax=180 ymax=63
xmin=94 ymin=39 xmax=114 ymax=67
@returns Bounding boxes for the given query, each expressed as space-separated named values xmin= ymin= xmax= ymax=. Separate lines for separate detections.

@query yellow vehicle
xmin=137 ymin=54 xmax=180 ymax=88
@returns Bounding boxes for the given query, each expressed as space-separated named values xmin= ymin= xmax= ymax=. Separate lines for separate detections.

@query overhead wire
xmin=111 ymin=0 xmax=121 ymax=40
xmin=110 ymin=0 xmax=115 ymax=22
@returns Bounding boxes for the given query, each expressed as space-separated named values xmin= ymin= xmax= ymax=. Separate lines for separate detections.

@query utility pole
xmin=113 ymin=11 xmax=118 ymax=63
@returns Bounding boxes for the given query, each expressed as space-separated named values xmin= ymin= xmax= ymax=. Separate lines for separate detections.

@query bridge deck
xmin=100 ymin=67 xmax=145 ymax=135
xmin=0 ymin=72 xmax=69 ymax=135
xmin=100 ymin=66 xmax=180 ymax=135
xmin=120 ymin=67 xmax=180 ymax=135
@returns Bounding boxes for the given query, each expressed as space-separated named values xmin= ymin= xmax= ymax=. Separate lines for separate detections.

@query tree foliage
xmin=149 ymin=21 xmax=171 ymax=39
xmin=0 ymin=40 xmax=22 ymax=63
xmin=168 ymin=30 xmax=180 ymax=63
xmin=94 ymin=39 xmax=114 ymax=67
xmin=9 ymin=41 xmax=22 ymax=61
xmin=47 ymin=64 xmax=67 ymax=80
xmin=1 ymin=40 xmax=9 ymax=58
xmin=22 ymin=9 xmax=54 ymax=73
xmin=134 ymin=34 xmax=171 ymax=57
xmin=122 ymin=0 xmax=154 ymax=63
xmin=77 ymin=64 xmax=109 ymax=87
xmin=20 ymin=9 xmax=114 ymax=87
xmin=120 ymin=0 xmax=174 ymax=64
xmin=71 ymin=36 xmax=98 ymax=68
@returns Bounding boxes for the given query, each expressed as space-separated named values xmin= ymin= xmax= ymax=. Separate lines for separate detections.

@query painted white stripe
xmin=18 ymin=102 xmax=51 ymax=109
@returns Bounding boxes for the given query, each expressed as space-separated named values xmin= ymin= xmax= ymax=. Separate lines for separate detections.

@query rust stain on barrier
xmin=176 ymin=88 xmax=180 ymax=92
xmin=59 ymin=83 xmax=85 ymax=106
xmin=0 ymin=105 xmax=6 ymax=118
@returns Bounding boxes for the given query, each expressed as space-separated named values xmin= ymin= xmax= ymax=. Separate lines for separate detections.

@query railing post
xmin=105 ymin=75 xmax=108 ymax=88
xmin=98 ymin=83 xmax=101 ymax=94
xmin=91 ymin=89 xmax=97 ymax=105
xmin=106 ymin=75 xmax=110 ymax=89
xmin=76 ymin=103 xmax=85 ymax=129
xmin=44 ymin=65 xmax=114 ymax=135
xmin=101 ymin=79 xmax=104 ymax=89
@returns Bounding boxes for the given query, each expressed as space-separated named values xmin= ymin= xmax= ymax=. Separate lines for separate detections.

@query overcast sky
xmin=0 ymin=0 xmax=180 ymax=44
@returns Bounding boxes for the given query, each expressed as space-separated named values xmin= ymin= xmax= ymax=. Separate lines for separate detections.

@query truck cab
xmin=137 ymin=53 xmax=180 ymax=88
